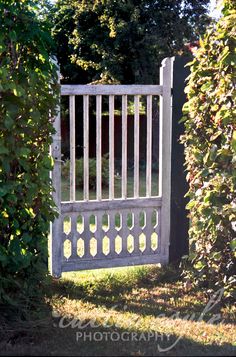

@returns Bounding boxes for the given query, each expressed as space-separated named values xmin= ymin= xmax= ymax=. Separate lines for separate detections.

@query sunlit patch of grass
xmin=1 ymin=265 xmax=235 ymax=356
xmin=61 ymin=171 xmax=158 ymax=202
xmin=48 ymin=265 xmax=235 ymax=355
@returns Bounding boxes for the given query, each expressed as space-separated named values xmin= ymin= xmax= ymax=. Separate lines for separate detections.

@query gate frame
xmin=50 ymin=57 xmax=174 ymax=278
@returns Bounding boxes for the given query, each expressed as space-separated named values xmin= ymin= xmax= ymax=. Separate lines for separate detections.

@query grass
xmin=0 ymin=265 xmax=235 ymax=356
xmin=2 ymin=161 xmax=235 ymax=355
xmin=61 ymin=171 xmax=159 ymax=202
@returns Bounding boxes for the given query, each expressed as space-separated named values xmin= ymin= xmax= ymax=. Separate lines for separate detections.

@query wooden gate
xmin=51 ymin=57 xmax=173 ymax=278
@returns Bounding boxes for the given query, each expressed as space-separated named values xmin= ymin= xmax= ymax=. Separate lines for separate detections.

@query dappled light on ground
xmin=0 ymin=265 xmax=235 ymax=356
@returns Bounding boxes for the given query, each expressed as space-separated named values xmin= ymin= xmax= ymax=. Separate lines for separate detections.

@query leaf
xmin=194 ymin=261 xmax=205 ymax=271
xmin=0 ymin=146 xmax=9 ymax=155
xmin=230 ymin=239 xmax=236 ymax=251
xmin=13 ymin=86 xmax=25 ymax=97
xmin=9 ymin=30 xmax=17 ymax=41
xmin=0 ymin=248 xmax=8 ymax=267
xmin=186 ymin=200 xmax=196 ymax=209
xmin=22 ymin=233 xmax=32 ymax=244
xmin=4 ymin=116 xmax=14 ymax=130
xmin=179 ymin=116 xmax=188 ymax=124
xmin=200 ymin=82 xmax=211 ymax=92
xmin=232 ymin=131 xmax=236 ymax=153
xmin=210 ymin=131 xmax=222 ymax=142
xmin=19 ymin=148 xmax=31 ymax=157
xmin=182 ymin=102 xmax=189 ymax=114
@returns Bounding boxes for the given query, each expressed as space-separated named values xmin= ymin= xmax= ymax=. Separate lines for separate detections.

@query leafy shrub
xmin=0 ymin=1 xmax=59 ymax=307
xmin=61 ymin=154 xmax=109 ymax=189
xmin=180 ymin=0 xmax=236 ymax=299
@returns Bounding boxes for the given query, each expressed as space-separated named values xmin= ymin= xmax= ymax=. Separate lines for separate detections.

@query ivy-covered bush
xmin=62 ymin=155 xmax=109 ymax=189
xmin=0 ymin=1 xmax=59 ymax=306
xmin=181 ymin=0 xmax=236 ymax=299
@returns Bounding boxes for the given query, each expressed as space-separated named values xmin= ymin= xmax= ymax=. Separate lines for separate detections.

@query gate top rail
xmin=61 ymin=84 xmax=163 ymax=96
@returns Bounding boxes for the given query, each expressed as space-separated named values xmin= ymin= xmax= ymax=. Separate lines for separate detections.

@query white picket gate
xmin=51 ymin=57 xmax=173 ymax=278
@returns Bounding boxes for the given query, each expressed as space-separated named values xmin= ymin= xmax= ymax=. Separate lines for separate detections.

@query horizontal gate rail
xmin=61 ymin=197 xmax=162 ymax=214
xmin=61 ymin=84 xmax=163 ymax=96
xmin=61 ymin=255 xmax=164 ymax=272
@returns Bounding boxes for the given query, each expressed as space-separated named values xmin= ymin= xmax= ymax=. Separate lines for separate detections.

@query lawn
xmin=0 ymin=265 xmax=235 ymax=356
xmin=61 ymin=171 xmax=159 ymax=201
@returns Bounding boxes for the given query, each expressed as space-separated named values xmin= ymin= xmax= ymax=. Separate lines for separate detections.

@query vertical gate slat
xmin=51 ymin=61 xmax=62 ymax=278
xmin=159 ymin=57 xmax=173 ymax=261
xmin=108 ymin=211 xmax=116 ymax=257
xmin=71 ymin=214 xmax=78 ymax=259
xmin=157 ymin=208 xmax=161 ymax=252
xmin=134 ymin=95 xmax=140 ymax=198
xmin=96 ymin=95 xmax=102 ymax=201
xmin=118 ymin=210 xmax=128 ymax=257
xmin=83 ymin=95 xmax=89 ymax=201
xmin=144 ymin=208 xmax=152 ymax=254
xmin=69 ymin=95 xmax=76 ymax=201
xmin=146 ymin=95 xmax=152 ymax=197
xmin=122 ymin=95 xmax=128 ymax=199
xmin=95 ymin=212 xmax=103 ymax=258
xmin=132 ymin=209 xmax=141 ymax=254
xmin=109 ymin=95 xmax=115 ymax=200
xmin=83 ymin=213 xmax=91 ymax=258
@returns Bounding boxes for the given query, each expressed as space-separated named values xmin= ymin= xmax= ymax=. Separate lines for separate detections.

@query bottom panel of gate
xmin=60 ymin=205 xmax=163 ymax=272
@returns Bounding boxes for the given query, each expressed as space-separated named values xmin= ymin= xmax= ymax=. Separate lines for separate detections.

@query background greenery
xmin=0 ymin=0 xmax=59 ymax=310
xmin=50 ymin=0 xmax=211 ymax=84
xmin=180 ymin=0 xmax=236 ymax=300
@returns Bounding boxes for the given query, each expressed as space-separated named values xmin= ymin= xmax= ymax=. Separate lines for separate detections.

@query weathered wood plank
xmin=107 ymin=211 xmax=116 ymax=257
xmin=146 ymin=95 xmax=152 ymax=197
xmin=117 ymin=210 xmax=129 ymax=257
xmin=83 ymin=213 xmax=91 ymax=259
xmin=51 ymin=61 xmax=62 ymax=278
xmin=156 ymin=209 xmax=161 ymax=253
xmin=61 ymin=254 xmax=163 ymax=272
xmin=143 ymin=208 xmax=153 ymax=254
xmin=134 ymin=95 xmax=140 ymax=198
xmin=70 ymin=214 xmax=78 ymax=259
xmin=159 ymin=57 xmax=174 ymax=263
xmin=94 ymin=213 xmax=103 ymax=259
xmin=62 ymin=85 xmax=163 ymax=96
xmin=122 ymin=95 xmax=128 ymax=199
xmin=109 ymin=95 xmax=115 ymax=200
xmin=61 ymin=197 xmax=162 ymax=213
xmin=69 ymin=95 xmax=76 ymax=201
xmin=83 ymin=95 xmax=89 ymax=201
xmin=132 ymin=209 xmax=142 ymax=254
xmin=96 ymin=95 xmax=102 ymax=201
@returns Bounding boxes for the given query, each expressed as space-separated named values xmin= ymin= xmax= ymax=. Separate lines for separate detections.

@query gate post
xmin=159 ymin=57 xmax=174 ymax=263
xmin=51 ymin=60 xmax=62 ymax=278
xmin=169 ymin=56 xmax=191 ymax=264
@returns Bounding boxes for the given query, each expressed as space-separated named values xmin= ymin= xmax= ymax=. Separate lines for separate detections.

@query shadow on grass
xmin=0 ymin=266 xmax=235 ymax=356
xmin=0 ymin=316 xmax=235 ymax=356
xmin=50 ymin=265 xmax=235 ymax=325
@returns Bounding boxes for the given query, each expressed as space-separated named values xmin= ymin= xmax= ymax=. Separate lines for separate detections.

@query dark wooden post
xmin=169 ymin=55 xmax=192 ymax=264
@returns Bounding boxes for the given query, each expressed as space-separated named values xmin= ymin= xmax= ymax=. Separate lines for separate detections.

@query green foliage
xmin=51 ymin=0 xmax=210 ymax=84
xmin=0 ymin=0 xmax=59 ymax=307
xmin=181 ymin=0 xmax=236 ymax=299
xmin=62 ymin=155 xmax=109 ymax=189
